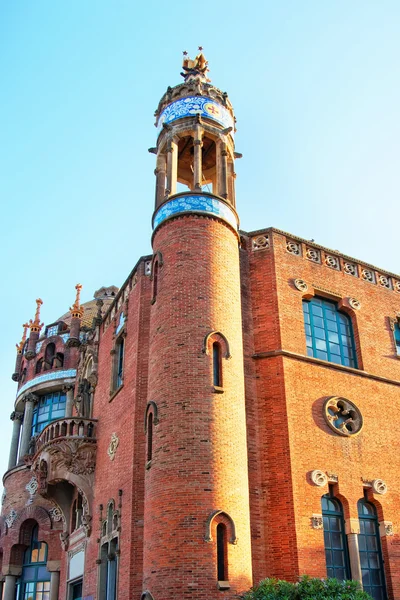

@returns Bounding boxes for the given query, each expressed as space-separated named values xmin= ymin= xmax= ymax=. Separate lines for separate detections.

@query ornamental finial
xmin=181 ymin=48 xmax=210 ymax=83
xmin=28 ymin=299 xmax=44 ymax=333
xmin=16 ymin=323 xmax=29 ymax=353
xmin=70 ymin=283 xmax=84 ymax=319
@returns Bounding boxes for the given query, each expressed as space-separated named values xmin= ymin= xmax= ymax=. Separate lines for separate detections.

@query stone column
xmin=19 ymin=394 xmax=36 ymax=460
xmin=346 ymin=518 xmax=362 ymax=585
xmin=219 ymin=142 xmax=229 ymax=199
xmin=8 ymin=412 xmax=23 ymax=470
xmin=155 ymin=153 xmax=167 ymax=207
xmin=165 ymin=138 xmax=178 ymax=196
xmin=50 ymin=570 xmax=60 ymax=600
xmin=64 ymin=384 xmax=75 ymax=418
xmin=3 ymin=575 xmax=16 ymax=600
xmin=0 ymin=579 xmax=4 ymax=599
xmin=193 ymin=124 xmax=203 ymax=191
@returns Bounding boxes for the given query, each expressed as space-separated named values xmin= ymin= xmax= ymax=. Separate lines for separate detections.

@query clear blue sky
xmin=1 ymin=1 xmax=399 ymax=485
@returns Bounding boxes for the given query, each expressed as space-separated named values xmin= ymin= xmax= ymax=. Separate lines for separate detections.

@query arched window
xmin=19 ymin=525 xmax=50 ymax=600
xmin=213 ymin=342 xmax=222 ymax=387
xmin=147 ymin=412 xmax=153 ymax=463
xmin=321 ymin=490 xmax=350 ymax=580
xmin=99 ymin=500 xmax=119 ymax=600
xmin=44 ymin=343 xmax=56 ymax=371
xmin=53 ymin=352 xmax=64 ymax=368
xmin=216 ymin=523 xmax=227 ymax=582
xmin=358 ymin=499 xmax=386 ymax=600
xmin=303 ymin=297 xmax=357 ymax=368
xmin=35 ymin=358 xmax=43 ymax=375
xmin=31 ymin=391 xmax=66 ymax=436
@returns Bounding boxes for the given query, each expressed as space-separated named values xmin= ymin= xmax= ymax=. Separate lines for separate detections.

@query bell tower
xmin=143 ymin=50 xmax=252 ymax=599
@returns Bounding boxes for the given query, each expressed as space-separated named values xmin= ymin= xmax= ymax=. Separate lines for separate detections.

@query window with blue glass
xmin=321 ymin=491 xmax=350 ymax=581
xmin=393 ymin=322 xmax=400 ymax=356
xmin=358 ymin=499 xmax=386 ymax=600
xmin=303 ymin=297 xmax=357 ymax=367
xmin=18 ymin=525 xmax=50 ymax=600
xmin=31 ymin=392 xmax=66 ymax=436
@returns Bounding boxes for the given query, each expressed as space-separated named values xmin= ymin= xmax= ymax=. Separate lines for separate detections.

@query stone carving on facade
xmin=361 ymin=268 xmax=375 ymax=283
xmin=49 ymin=505 xmax=64 ymax=523
xmin=310 ymin=470 xmax=328 ymax=487
xmin=286 ymin=240 xmax=301 ymax=255
xmin=311 ymin=514 xmax=323 ymax=529
xmin=394 ymin=281 xmax=400 ymax=293
xmin=75 ymin=379 xmax=92 ymax=418
xmin=78 ymin=488 xmax=92 ymax=536
xmin=46 ymin=439 xmax=96 ymax=477
xmin=385 ymin=522 xmax=394 ymax=536
xmin=60 ymin=531 xmax=70 ymax=551
xmin=306 ymin=247 xmax=320 ymax=263
xmin=294 ymin=279 xmax=308 ymax=292
xmin=372 ymin=479 xmax=387 ymax=495
xmin=25 ymin=476 xmax=38 ymax=505
xmin=252 ymin=235 xmax=269 ymax=250
xmin=5 ymin=509 xmax=17 ymax=528
xmin=348 ymin=297 xmax=361 ymax=310
xmin=323 ymin=396 xmax=363 ymax=437
xmin=108 ymin=433 xmax=120 ymax=461
xmin=343 ymin=262 xmax=358 ymax=276
xmin=378 ymin=275 xmax=391 ymax=289
xmin=326 ymin=472 xmax=339 ymax=482
xmin=325 ymin=255 xmax=340 ymax=270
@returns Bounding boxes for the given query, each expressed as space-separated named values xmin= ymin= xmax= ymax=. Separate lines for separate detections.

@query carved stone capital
xmin=22 ymin=392 xmax=37 ymax=405
xmin=62 ymin=384 xmax=75 ymax=393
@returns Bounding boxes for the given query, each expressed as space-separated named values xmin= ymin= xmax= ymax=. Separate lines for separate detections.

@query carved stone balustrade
xmin=33 ymin=418 xmax=97 ymax=454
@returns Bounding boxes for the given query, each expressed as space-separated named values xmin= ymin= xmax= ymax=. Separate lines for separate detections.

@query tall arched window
xmin=19 ymin=525 xmax=50 ymax=600
xmin=44 ymin=343 xmax=56 ymax=370
xmin=147 ymin=412 xmax=153 ymax=463
xmin=213 ymin=342 xmax=222 ymax=387
xmin=31 ymin=391 xmax=66 ymax=436
xmin=216 ymin=523 xmax=227 ymax=582
xmin=358 ymin=500 xmax=386 ymax=600
xmin=321 ymin=490 xmax=350 ymax=580
xmin=303 ymin=297 xmax=357 ymax=368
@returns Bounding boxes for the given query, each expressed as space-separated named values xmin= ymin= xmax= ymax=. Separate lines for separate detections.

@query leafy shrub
xmin=242 ymin=576 xmax=374 ymax=600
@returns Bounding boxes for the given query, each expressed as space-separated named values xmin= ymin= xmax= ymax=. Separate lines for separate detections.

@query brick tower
xmin=142 ymin=50 xmax=253 ymax=599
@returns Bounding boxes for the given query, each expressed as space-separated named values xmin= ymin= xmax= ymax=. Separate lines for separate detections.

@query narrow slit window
xmin=116 ymin=338 xmax=124 ymax=388
xmin=147 ymin=412 xmax=153 ymax=462
xmin=213 ymin=342 xmax=222 ymax=387
xmin=394 ymin=322 xmax=400 ymax=355
xmin=217 ymin=523 xmax=227 ymax=581
xmin=152 ymin=261 xmax=159 ymax=302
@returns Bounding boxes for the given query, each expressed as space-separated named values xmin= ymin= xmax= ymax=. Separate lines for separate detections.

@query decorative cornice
xmin=16 ymin=369 xmax=77 ymax=399
xmin=252 ymin=349 xmax=400 ymax=387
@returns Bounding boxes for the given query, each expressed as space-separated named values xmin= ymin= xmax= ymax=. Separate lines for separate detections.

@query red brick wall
xmin=143 ymin=215 xmax=253 ymax=599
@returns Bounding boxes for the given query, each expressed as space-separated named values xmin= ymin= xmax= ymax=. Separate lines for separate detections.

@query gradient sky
xmin=1 ymin=1 xmax=399 ymax=489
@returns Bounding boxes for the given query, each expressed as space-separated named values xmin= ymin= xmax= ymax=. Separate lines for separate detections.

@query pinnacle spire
xmin=16 ymin=324 xmax=29 ymax=354
xmin=70 ymin=283 xmax=84 ymax=319
xmin=28 ymin=299 xmax=44 ymax=333
xmin=181 ymin=47 xmax=210 ymax=83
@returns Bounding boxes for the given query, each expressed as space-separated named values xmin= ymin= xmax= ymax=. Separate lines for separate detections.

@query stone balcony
xmin=31 ymin=418 xmax=98 ymax=503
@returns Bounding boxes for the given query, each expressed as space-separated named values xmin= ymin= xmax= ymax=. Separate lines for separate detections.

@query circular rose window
xmin=323 ymin=397 xmax=363 ymax=437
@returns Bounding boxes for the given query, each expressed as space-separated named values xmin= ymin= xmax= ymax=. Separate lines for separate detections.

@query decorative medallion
xmin=306 ymin=248 xmax=320 ymax=263
xmin=344 ymin=262 xmax=358 ymax=277
xmin=157 ymin=96 xmax=234 ymax=133
xmin=294 ymin=279 xmax=308 ymax=292
xmin=361 ymin=268 xmax=375 ymax=283
xmin=49 ymin=506 xmax=64 ymax=522
xmin=286 ymin=240 xmax=301 ymax=255
xmin=107 ymin=433 xmax=119 ymax=461
xmin=325 ymin=255 xmax=340 ymax=270
xmin=394 ymin=281 xmax=400 ymax=293
xmin=252 ymin=235 xmax=269 ymax=251
xmin=153 ymin=195 xmax=238 ymax=232
xmin=323 ymin=397 xmax=363 ymax=437
xmin=310 ymin=470 xmax=328 ymax=487
xmin=5 ymin=509 xmax=17 ymax=528
xmin=385 ymin=522 xmax=394 ymax=536
xmin=25 ymin=476 xmax=38 ymax=505
xmin=378 ymin=275 xmax=391 ymax=289
xmin=349 ymin=298 xmax=361 ymax=310
xmin=144 ymin=261 xmax=152 ymax=276
xmin=372 ymin=479 xmax=387 ymax=495
xmin=311 ymin=514 xmax=323 ymax=529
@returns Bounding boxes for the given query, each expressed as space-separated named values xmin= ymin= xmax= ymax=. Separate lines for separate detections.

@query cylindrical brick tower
xmin=143 ymin=50 xmax=252 ymax=599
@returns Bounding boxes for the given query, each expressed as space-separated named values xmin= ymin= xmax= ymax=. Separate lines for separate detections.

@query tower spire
xmin=67 ymin=283 xmax=84 ymax=347
xmin=25 ymin=298 xmax=44 ymax=360
xmin=12 ymin=323 xmax=29 ymax=381
xmin=70 ymin=283 xmax=84 ymax=319
xmin=16 ymin=324 xmax=29 ymax=354
xmin=181 ymin=47 xmax=210 ymax=82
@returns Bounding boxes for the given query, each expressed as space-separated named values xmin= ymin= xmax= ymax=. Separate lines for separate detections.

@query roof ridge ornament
xmin=181 ymin=47 xmax=211 ymax=83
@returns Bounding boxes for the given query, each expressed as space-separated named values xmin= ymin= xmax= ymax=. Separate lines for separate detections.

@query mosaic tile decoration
xmin=157 ymin=96 xmax=234 ymax=133
xmin=153 ymin=195 xmax=238 ymax=231
xmin=16 ymin=369 xmax=77 ymax=399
